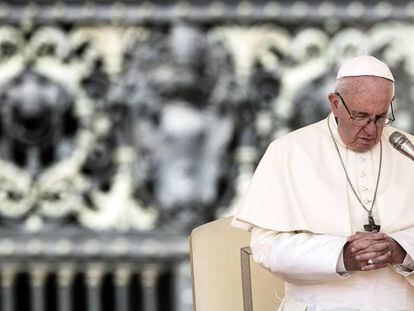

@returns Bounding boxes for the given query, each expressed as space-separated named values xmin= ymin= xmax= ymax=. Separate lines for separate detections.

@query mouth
xmin=358 ymin=137 xmax=376 ymax=144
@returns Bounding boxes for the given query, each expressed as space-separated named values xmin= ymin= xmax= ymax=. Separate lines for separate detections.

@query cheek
xmin=339 ymin=120 xmax=353 ymax=134
xmin=346 ymin=128 xmax=358 ymax=141
xmin=341 ymin=123 xmax=361 ymax=142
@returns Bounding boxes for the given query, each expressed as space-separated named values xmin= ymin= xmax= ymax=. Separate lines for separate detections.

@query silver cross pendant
xmin=364 ymin=215 xmax=381 ymax=232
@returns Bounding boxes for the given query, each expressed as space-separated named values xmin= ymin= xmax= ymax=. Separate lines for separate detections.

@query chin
xmin=351 ymin=142 xmax=376 ymax=153
xmin=349 ymin=146 xmax=368 ymax=153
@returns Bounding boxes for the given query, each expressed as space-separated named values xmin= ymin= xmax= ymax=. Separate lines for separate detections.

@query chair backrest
xmin=189 ymin=217 xmax=284 ymax=311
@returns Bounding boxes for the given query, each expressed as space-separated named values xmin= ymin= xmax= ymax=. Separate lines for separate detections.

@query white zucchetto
xmin=337 ymin=55 xmax=394 ymax=82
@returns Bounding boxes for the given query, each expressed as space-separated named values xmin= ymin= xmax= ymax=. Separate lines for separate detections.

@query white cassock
xmin=232 ymin=113 xmax=414 ymax=310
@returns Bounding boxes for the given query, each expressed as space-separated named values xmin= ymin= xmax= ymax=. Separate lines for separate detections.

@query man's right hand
xmin=343 ymin=231 xmax=391 ymax=271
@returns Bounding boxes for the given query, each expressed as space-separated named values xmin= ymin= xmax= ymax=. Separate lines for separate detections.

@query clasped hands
xmin=344 ymin=231 xmax=406 ymax=271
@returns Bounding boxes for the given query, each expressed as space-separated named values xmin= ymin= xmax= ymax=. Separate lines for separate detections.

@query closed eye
xmin=352 ymin=112 xmax=387 ymax=118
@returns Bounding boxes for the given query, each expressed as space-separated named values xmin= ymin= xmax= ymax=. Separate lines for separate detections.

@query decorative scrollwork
xmin=0 ymin=18 xmax=412 ymax=232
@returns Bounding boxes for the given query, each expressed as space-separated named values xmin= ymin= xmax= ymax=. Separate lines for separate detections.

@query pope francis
xmin=232 ymin=55 xmax=414 ymax=310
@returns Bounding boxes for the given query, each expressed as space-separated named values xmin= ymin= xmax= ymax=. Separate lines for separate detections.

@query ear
xmin=328 ymin=93 xmax=340 ymax=117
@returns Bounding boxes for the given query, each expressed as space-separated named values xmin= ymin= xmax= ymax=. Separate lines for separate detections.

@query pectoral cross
xmin=364 ymin=215 xmax=381 ymax=232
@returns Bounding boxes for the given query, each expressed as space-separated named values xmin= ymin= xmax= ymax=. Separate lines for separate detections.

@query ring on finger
xmin=368 ymin=259 xmax=374 ymax=265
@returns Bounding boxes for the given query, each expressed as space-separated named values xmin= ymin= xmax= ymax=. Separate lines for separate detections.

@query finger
xmin=374 ymin=251 xmax=392 ymax=263
xmin=347 ymin=232 xmax=365 ymax=242
xmin=366 ymin=251 xmax=392 ymax=266
xmin=351 ymin=232 xmax=385 ymax=240
xmin=350 ymin=240 xmax=371 ymax=253
xmin=359 ymin=252 xmax=391 ymax=270
xmin=355 ymin=250 xmax=390 ymax=262
xmin=347 ymin=232 xmax=386 ymax=242
xmin=349 ymin=238 xmax=388 ymax=253
xmin=355 ymin=241 xmax=390 ymax=255
xmin=347 ymin=231 xmax=372 ymax=240
xmin=361 ymin=262 xmax=389 ymax=271
xmin=350 ymin=239 xmax=380 ymax=253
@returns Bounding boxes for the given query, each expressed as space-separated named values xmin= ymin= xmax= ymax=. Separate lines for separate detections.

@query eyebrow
xmin=351 ymin=110 xmax=387 ymax=117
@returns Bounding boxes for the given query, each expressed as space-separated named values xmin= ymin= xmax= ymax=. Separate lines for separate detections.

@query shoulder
xmin=267 ymin=117 xmax=329 ymax=151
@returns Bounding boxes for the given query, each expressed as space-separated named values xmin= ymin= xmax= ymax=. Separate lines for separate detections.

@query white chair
xmin=189 ymin=217 xmax=284 ymax=311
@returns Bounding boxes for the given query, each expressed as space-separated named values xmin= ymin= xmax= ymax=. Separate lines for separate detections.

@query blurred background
xmin=0 ymin=0 xmax=413 ymax=310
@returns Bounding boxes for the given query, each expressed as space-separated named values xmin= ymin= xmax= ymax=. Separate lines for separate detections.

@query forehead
xmin=340 ymin=76 xmax=394 ymax=112
xmin=338 ymin=76 xmax=394 ymax=93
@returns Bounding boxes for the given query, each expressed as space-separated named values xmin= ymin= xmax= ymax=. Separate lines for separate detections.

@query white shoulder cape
xmin=232 ymin=115 xmax=414 ymax=237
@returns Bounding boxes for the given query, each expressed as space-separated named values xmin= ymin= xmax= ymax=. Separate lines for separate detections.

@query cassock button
xmin=362 ymin=187 xmax=368 ymax=191
xmin=364 ymin=199 xmax=371 ymax=205
xmin=359 ymin=172 xmax=365 ymax=177
xmin=359 ymin=157 xmax=365 ymax=162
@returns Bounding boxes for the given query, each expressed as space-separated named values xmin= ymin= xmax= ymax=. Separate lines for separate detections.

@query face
xmin=328 ymin=76 xmax=394 ymax=153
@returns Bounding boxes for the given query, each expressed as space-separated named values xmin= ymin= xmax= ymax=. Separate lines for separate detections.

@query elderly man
xmin=232 ymin=55 xmax=414 ymax=310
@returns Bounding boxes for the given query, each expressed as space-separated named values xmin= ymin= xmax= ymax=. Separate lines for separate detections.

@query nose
xmin=364 ymin=120 xmax=378 ymax=136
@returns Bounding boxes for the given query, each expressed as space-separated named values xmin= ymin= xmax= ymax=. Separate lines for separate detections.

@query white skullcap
xmin=337 ymin=55 xmax=394 ymax=82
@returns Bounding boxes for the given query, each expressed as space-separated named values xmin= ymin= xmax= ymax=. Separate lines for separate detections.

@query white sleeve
xmin=250 ymin=227 xmax=350 ymax=283
xmin=402 ymin=255 xmax=414 ymax=271
xmin=389 ymin=227 xmax=414 ymax=280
